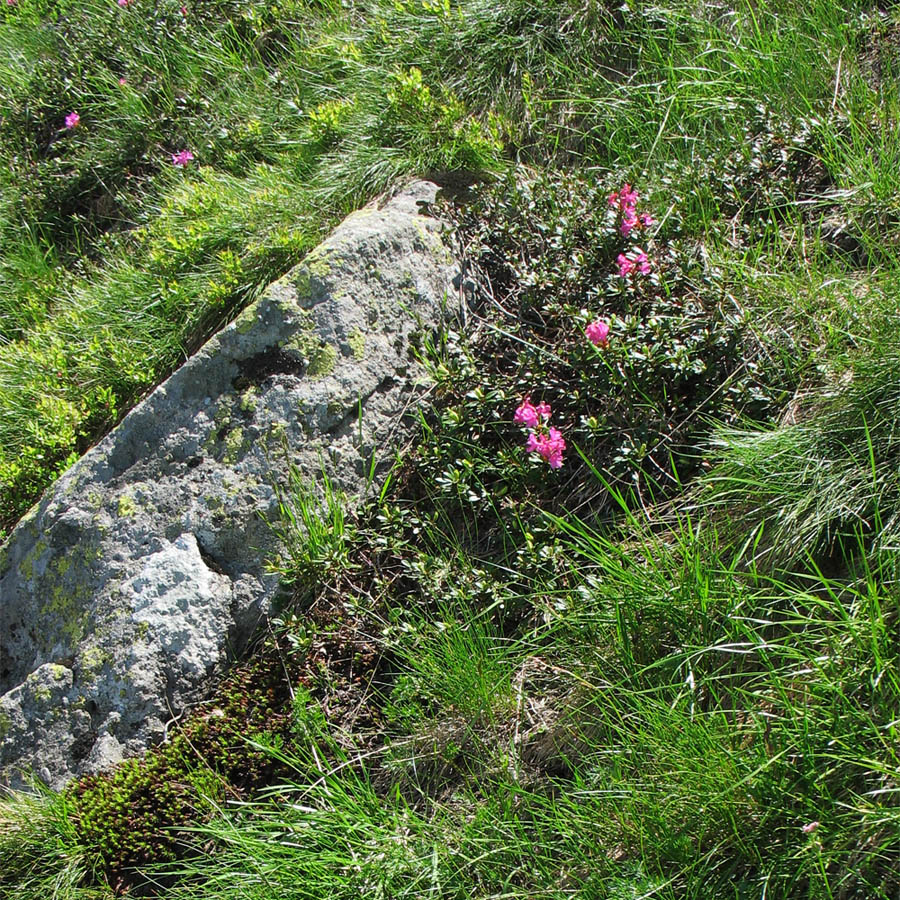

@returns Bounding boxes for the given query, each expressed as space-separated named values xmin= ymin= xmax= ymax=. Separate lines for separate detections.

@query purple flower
xmin=171 ymin=149 xmax=195 ymax=167
xmin=64 ymin=111 xmax=80 ymax=130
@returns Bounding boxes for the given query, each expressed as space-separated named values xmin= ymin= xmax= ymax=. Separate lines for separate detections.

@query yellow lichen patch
xmin=43 ymin=583 xmax=89 ymax=645
xmin=80 ymin=646 xmax=111 ymax=678
xmin=117 ymin=494 xmax=138 ymax=518
xmin=347 ymin=328 xmax=366 ymax=360
xmin=304 ymin=247 xmax=336 ymax=280
xmin=307 ymin=343 xmax=337 ymax=378
xmin=17 ymin=540 xmax=48 ymax=581
xmin=223 ymin=427 xmax=249 ymax=464
xmin=281 ymin=324 xmax=338 ymax=379
xmin=234 ymin=300 xmax=262 ymax=335
xmin=239 ymin=386 xmax=260 ymax=414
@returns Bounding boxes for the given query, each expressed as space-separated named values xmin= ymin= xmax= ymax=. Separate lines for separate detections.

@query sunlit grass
xmin=2 ymin=0 xmax=900 ymax=897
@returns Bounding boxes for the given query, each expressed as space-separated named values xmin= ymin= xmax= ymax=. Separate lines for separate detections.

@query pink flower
xmin=171 ymin=149 xmax=195 ymax=166
xmin=616 ymin=253 xmax=634 ymax=277
xmin=64 ymin=111 xmax=80 ymax=129
xmin=118 ymin=77 xmax=127 ymax=85
xmin=514 ymin=397 xmax=550 ymax=429
xmin=609 ymin=182 xmax=655 ymax=237
xmin=543 ymin=427 xmax=566 ymax=468
xmin=117 ymin=0 xmax=130 ymax=7
xmin=618 ymin=183 xmax=638 ymax=207
xmin=6 ymin=0 xmax=18 ymax=7
xmin=617 ymin=251 xmax=652 ymax=278
xmin=620 ymin=210 xmax=638 ymax=237
xmin=180 ymin=3 xmax=187 ymax=13
xmin=801 ymin=821 xmax=820 ymax=834
xmin=585 ymin=319 xmax=610 ymax=347
xmin=525 ymin=427 xmax=566 ymax=468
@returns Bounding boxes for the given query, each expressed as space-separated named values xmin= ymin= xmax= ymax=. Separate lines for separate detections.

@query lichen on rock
xmin=0 ymin=181 xmax=458 ymax=790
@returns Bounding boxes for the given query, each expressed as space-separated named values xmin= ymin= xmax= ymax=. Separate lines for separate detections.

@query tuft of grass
xmin=699 ymin=338 xmax=900 ymax=568
xmin=0 ymin=785 xmax=110 ymax=900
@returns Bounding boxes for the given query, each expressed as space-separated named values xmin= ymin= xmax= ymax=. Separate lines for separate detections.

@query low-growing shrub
xmin=408 ymin=169 xmax=794 ymax=550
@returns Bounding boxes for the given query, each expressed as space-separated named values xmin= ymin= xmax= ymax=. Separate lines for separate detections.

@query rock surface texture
xmin=0 ymin=181 xmax=457 ymax=790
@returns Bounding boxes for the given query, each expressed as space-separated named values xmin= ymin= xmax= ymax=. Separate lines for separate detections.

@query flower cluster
xmin=64 ymin=111 xmax=80 ymax=130
xmin=608 ymin=183 xmax=654 ymax=237
xmin=609 ymin=183 xmax=654 ymax=279
xmin=616 ymin=250 xmax=651 ymax=278
xmin=514 ymin=397 xmax=566 ymax=469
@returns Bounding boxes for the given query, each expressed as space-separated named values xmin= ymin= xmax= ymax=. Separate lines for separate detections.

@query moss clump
xmin=70 ymin=634 xmax=310 ymax=891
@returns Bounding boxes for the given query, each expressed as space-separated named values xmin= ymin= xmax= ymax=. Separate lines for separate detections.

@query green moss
xmin=0 ymin=710 xmax=9 ymax=741
xmin=348 ymin=328 xmax=366 ymax=361
xmin=70 ymin=632 xmax=308 ymax=890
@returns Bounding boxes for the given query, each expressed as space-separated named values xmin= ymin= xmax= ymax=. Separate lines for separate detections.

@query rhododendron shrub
xmin=431 ymin=168 xmax=790 ymax=520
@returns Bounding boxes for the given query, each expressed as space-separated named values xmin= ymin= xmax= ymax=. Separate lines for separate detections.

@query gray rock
xmin=0 ymin=181 xmax=457 ymax=790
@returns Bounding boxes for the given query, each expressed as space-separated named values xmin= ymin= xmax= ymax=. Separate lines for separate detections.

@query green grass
xmin=3 ymin=0 xmax=900 ymax=896
xmin=0 ymin=0 xmax=893 ymax=530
